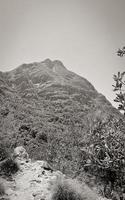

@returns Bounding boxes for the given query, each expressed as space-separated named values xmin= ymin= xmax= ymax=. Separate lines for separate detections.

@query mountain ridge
xmin=0 ymin=59 xmax=123 ymax=139
xmin=0 ymin=59 xmax=120 ymax=113
xmin=1 ymin=59 xmax=96 ymax=93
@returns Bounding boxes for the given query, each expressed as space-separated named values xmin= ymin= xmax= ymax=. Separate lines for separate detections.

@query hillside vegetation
xmin=0 ymin=59 xmax=125 ymax=199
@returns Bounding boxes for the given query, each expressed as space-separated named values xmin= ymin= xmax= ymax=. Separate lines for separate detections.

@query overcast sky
xmin=0 ymin=0 xmax=125 ymax=107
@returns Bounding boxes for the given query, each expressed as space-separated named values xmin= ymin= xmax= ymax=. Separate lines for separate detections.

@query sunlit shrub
xmin=51 ymin=177 xmax=97 ymax=200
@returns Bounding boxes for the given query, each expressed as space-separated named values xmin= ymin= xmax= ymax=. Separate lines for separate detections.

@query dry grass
xmin=0 ymin=183 xmax=5 ymax=196
xmin=51 ymin=177 xmax=98 ymax=200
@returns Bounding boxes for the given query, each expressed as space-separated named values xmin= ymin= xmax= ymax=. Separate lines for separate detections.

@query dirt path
xmin=2 ymin=160 xmax=62 ymax=200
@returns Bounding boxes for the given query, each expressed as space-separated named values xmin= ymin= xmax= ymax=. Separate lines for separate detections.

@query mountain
xmin=0 ymin=58 xmax=121 ymax=119
xmin=0 ymin=59 xmax=125 ymax=196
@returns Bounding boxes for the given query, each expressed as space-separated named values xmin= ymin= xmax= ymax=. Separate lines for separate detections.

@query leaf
xmin=117 ymin=49 xmax=124 ymax=57
xmin=113 ymin=75 xmax=118 ymax=81
xmin=121 ymin=71 xmax=125 ymax=78
xmin=118 ymin=72 xmax=121 ymax=78
xmin=113 ymin=88 xmax=119 ymax=91
xmin=116 ymin=81 xmax=120 ymax=88
xmin=118 ymin=104 xmax=124 ymax=110
xmin=114 ymin=99 xmax=120 ymax=103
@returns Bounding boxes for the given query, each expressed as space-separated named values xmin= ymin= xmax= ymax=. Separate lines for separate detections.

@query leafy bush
xmin=0 ymin=141 xmax=19 ymax=177
xmin=81 ymin=116 xmax=125 ymax=198
xmin=113 ymin=71 xmax=125 ymax=115
xmin=0 ymin=158 xmax=19 ymax=176
xmin=51 ymin=178 xmax=97 ymax=200
xmin=112 ymin=47 xmax=125 ymax=115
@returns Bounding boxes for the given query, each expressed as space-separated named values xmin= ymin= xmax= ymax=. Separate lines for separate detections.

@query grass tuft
xmin=0 ymin=183 xmax=5 ymax=196
xmin=51 ymin=177 xmax=98 ymax=200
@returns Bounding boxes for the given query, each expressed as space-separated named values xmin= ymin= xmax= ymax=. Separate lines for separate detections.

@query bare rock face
xmin=13 ymin=146 xmax=30 ymax=168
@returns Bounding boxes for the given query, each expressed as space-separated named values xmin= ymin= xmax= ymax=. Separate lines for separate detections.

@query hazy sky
xmin=0 ymin=0 xmax=125 ymax=107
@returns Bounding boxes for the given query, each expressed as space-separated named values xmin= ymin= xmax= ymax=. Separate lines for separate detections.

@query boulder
xmin=13 ymin=146 xmax=30 ymax=166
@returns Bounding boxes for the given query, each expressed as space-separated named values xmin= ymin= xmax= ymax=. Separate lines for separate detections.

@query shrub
xmin=51 ymin=177 xmax=97 ymax=200
xmin=82 ymin=116 xmax=125 ymax=198
xmin=0 ymin=158 xmax=19 ymax=176
xmin=0 ymin=183 xmax=5 ymax=196
xmin=37 ymin=132 xmax=48 ymax=143
xmin=0 ymin=143 xmax=9 ymax=162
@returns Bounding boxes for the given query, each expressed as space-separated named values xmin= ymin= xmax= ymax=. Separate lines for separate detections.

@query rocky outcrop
xmin=0 ymin=146 xmax=99 ymax=200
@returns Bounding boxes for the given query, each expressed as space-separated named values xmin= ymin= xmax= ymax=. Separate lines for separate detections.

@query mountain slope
xmin=0 ymin=59 xmax=124 ymax=197
xmin=0 ymin=58 xmax=123 ymax=156
xmin=0 ymin=59 xmax=121 ymax=120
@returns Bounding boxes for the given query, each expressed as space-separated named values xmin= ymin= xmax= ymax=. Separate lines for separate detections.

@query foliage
xmin=0 ymin=90 xmax=124 ymax=198
xmin=117 ymin=46 xmax=125 ymax=57
xmin=113 ymin=71 xmax=125 ymax=115
xmin=0 ymin=158 xmax=19 ymax=177
xmin=81 ymin=116 xmax=125 ymax=198
xmin=0 ymin=143 xmax=19 ymax=177
xmin=112 ymin=47 xmax=125 ymax=115
xmin=51 ymin=178 xmax=97 ymax=200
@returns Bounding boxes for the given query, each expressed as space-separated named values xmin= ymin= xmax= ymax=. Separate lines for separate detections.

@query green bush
xmin=51 ymin=178 xmax=97 ymax=200
xmin=0 ymin=158 xmax=19 ymax=176
xmin=82 ymin=116 xmax=125 ymax=198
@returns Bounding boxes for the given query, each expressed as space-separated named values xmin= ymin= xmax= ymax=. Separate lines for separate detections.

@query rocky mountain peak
xmin=42 ymin=58 xmax=53 ymax=69
xmin=52 ymin=60 xmax=65 ymax=67
xmin=41 ymin=59 xmax=66 ymax=73
xmin=1 ymin=59 xmax=97 ymax=94
xmin=52 ymin=60 xmax=66 ymax=74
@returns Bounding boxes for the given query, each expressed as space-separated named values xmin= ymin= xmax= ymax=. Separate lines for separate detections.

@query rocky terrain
xmin=0 ymin=146 xmax=99 ymax=200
